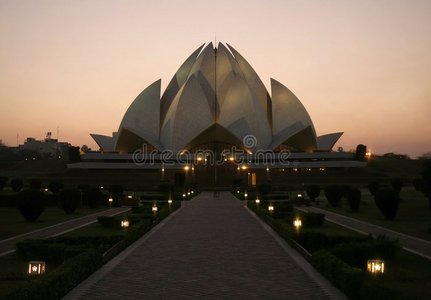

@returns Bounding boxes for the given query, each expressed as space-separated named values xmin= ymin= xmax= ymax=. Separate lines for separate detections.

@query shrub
xmin=109 ymin=184 xmax=123 ymax=195
xmin=48 ymin=181 xmax=64 ymax=194
xmin=368 ymin=182 xmax=380 ymax=196
xmin=257 ymin=182 xmax=272 ymax=195
xmin=98 ymin=215 xmax=118 ymax=228
xmin=312 ymin=250 xmax=364 ymax=300
xmin=17 ymin=189 xmax=45 ymax=222
xmin=330 ymin=236 xmax=400 ymax=268
xmin=347 ymin=188 xmax=361 ymax=212
xmin=374 ymin=188 xmax=400 ymax=220
xmin=412 ymin=178 xmax=424 ymax=191
xmin=59 ymin=189 xmax=81 ymax=214
xmin=324 ymin=185 xmax=343 ymax=207
xmin=306 ymin=185 xmax=320 ymax=202
xmin=16 ymin=240 xmax=66 ymax=264
xmin=29 ymin=179 xmax=41 ymax=190
xmin=82 ymin=186 xmax=102 ymax=208
xmin=420 ymin=162 xmax=431 ymax=209
xmin=0 ymin=176 xmax=8 ymax=190
xmin=158 ymin=181 xmax=174 ymax=196
xmin=304 ymin=212 xmax=325 ymax=227
xmin=6 ymin=250 xmax=103 ymax=300
xmin=11 ymin=178 xmax=24 ymax=192
xmin=390 ymin=178 xmax=403 ymax=194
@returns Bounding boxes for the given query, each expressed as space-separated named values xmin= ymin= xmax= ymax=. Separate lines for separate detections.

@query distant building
xmin=19 ymin=133 xmax=70 ymax=158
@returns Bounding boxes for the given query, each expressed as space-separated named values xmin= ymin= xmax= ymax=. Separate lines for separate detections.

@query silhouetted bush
xmin=412 ymin=178 xmax=424 ymax=191
xmin=421 ymin=161 xmax=431 ymax=209
xmin=29 ymin=179 xmax=41 ymax=190
xmin=0 ymin=176 xmax=8 ymax=190
xmin=306 ymin=185 xmax=320 ymax=202
xmin=59 ymin=189 xmax=81 ymax=214
xmin=49 ymin=181 xmax=64 ymax=194
xmin=368 ymin=182 xmax=380 ymax=196
xmin=158 ymin=181 xmax=174 ymax=196
xmin=390 ymin=178 xmax=403 ymax=194
xmin=17 ymin=189 xmax=45 ymax=222
xmin=82 ymin=186 xmax=102 ymax=208
xmin=109 ymin=184 xmax=123 ymax=195
xmin=10 ymin=178 xmax=23 ymax=192
xmin=347 ymin=188 xmax=361 ymax=212
xmin=257 ymin=182 xmax=272 ymax=195
xmin=374 ymin=188 xmax=400 ymax=220
xmin=324 ymin=185 xmax=343 ymax=207
xmin=330 ymin=236 xmax=400 ymax=268
xmin=355 ymin=144 xmax=367 ymax=161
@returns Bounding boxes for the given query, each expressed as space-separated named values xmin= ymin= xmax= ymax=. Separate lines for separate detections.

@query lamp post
xmin=293 ymin=218 xmax=302 ymax=231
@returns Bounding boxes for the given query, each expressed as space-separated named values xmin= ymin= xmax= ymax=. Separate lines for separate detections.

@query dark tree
xmin=368 ymin=182 xmax=380 ymax=196
xmin=374 ymin=188 xmax=400 ymax=220
xmin=68 ymin=146 xmax=81 ymax=162
xmin=59 ymin=189 xmax=81 ymax=214
xmin=29 ymin=179 xmax=41 ymax=190
xmin=324 ymin=185 xmax=343 ymax=207
xmin=0 ymin=176 xmax=8 ymax=191
xmin=347 ymin=188 xmax=361 ymax=212
xmin=17 ymin=189 xmax=45 ymax=222
xmin=306 ymin=185 xmax=320 ymax=202
xmin=390 ymin=178 xmax=403 ymax=194
xmin=421 ymin=161 xmax=431 ymax=209
xmin=355 ymin=144 xmax=367 ymax=161
xmin=412 ymin=178 xmax=424 ymax=191
xmin=48 ymin=182 xmax=64 ymax=194
xmin=257 ymin=182 xmax=272 ymax=195
xmin=11 ymin=178 xmax=24 ymax=192
xmin=82 ymin=186 xmax=102 ymax=208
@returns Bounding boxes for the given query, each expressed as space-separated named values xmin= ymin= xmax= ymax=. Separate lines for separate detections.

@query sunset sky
xmin=1 ymin=0 xmax=430 ymax=158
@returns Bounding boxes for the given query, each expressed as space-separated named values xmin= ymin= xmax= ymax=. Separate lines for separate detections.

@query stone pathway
xmin=298 ymin=206 xmax=431 ymax=260
xmin=0 ymin=207 xmax=130 ymax=256
xmin=64 ymin=192 xmax=346 ymax=299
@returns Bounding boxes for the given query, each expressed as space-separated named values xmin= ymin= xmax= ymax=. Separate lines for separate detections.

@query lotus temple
xmin=69 ymin=42 xmax=365 ymax=185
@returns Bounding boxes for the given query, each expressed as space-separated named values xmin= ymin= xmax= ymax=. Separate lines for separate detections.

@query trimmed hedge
xmin=312 ymin=250 xmax=364 ymax=300
xmin=324 ymin=185 xmax=343 ymax=207
xmin=374 ymin=188 xmax=400 ymax=220
xmin=347 ymin=187 xmax=361 ymax=212
xmin=5 ymin=250 xmax=103 ymax=300
xmin=17 ymin=189 xmax=45 ymax=222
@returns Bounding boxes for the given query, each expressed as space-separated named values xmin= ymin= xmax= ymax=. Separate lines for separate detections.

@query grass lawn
xmin=0 ymin=206 xmax=109 ymax=240
xmin=315 ymin=188 xmax=431 ymax=241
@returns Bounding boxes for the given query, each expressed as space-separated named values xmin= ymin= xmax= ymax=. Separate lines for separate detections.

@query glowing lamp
xmin=152 ymin=204 xmax=158 ymax=212
xmin=121 ymin=220 xmax=130 ymax=228
xmin=297 ymin=193 xmax=302 ymax=198
xmin=244 ymin=193 xmax=248 ymax=199
xmin=184 ymin=166 xmax=190 ymax=171
xmin=108 ymin=197 xmax=113 ymax=204
xmin=268 ymin=204 xmax=274 ymax=212
xmin=293 ymin=218 xmax=302 ymax=230
xmin=182 ymin=193 xmax=186 ymax=198
xmin=255 ymin=198 xmax=260 ymax=204
xmin=367 ymin=260 xmax=384 ymax=275
xmin=28 ymin=261 xmax=45 ymax=275
xmin=168 ymin=199 xmax=173 ymax=204
xmin=44 ymin=188 xmax=48 ymax=192
xmin=127 ymin=195 xmax=132 ymax=199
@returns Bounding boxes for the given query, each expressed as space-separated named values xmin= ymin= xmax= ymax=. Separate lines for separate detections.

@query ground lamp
xmin=293 ymin=218 xmax=302 ymax=230
xmin=152 ymin=204 xmax=158 ymax=213
xmin=182 ymin=193 xmax=186 ymax=199
xmin=367 ymin=260 xmax=385 ymax=275
xmin=255 ymin=198 xmax=260 ymax=204
xmin=168 ymin=199 xmax=173 ymax=205
xmin=28 ymin=261 xmax=45 ymax=275
xmin=244 ymin=192 xmax=248 ymax=199
xmin=108 ymin=197 xmax=113 ymax=205
xmin=121 ymin=220 xmax=130 ymax=228
xmin=268 ymin=204 xmax=274 ymax=212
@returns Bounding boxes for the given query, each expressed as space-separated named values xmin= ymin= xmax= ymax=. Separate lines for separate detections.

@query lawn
xmin=315 ymin=188 xmax=431 ymax=241
xmin=0 ymin=206 xmax=108 ymax=240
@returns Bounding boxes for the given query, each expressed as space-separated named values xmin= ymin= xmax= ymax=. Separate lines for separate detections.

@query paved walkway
xmin=64 ymin=192 xmax=345 ymax=299
xmin=298 ymin=206 xmax=431 ymax=260
xmin=0 ymin=207 xmax=130 ymax=256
